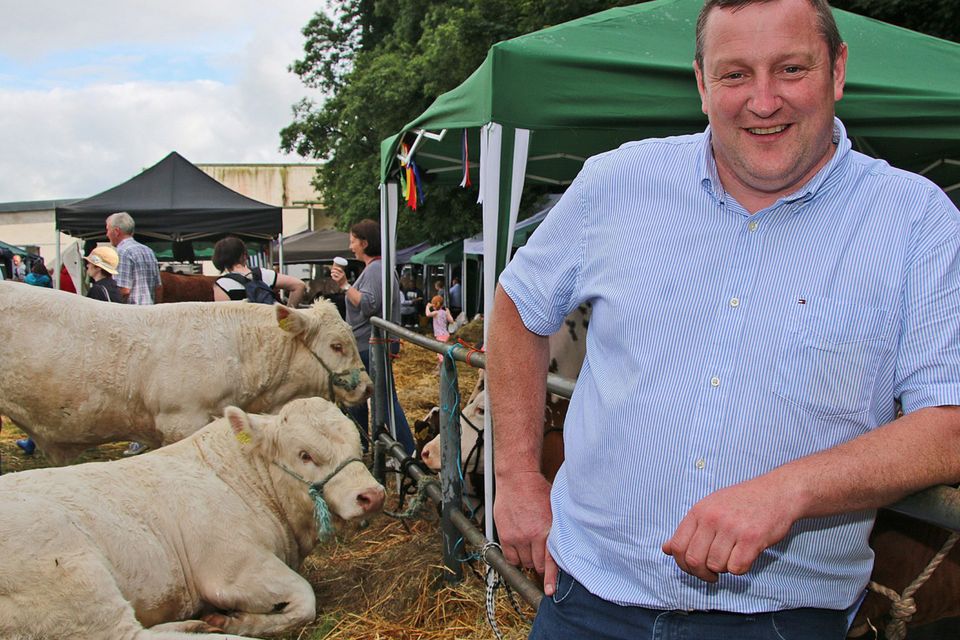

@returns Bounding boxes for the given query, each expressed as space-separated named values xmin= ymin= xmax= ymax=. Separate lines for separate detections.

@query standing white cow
xmin=0 ymin=282 xmax=371 ymax=463
xmin=0 ymin=397 xmax=384 ymax=639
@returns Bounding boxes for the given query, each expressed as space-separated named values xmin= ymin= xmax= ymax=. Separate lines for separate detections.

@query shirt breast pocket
xmin=774 ymin=298 xmax=889 ymax=418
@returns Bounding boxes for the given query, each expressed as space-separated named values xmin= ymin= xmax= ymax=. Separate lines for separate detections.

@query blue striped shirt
xmin=499 ymin=119 xmax=960 ymax=613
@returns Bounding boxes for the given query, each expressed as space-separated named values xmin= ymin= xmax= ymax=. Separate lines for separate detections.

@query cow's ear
xmin=225 ymin=406 xmax=259 ymax=446
xmin=276 ymin=305 xmax=308 ymax=336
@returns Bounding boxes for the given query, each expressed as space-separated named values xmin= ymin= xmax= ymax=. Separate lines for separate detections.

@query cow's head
xmin=225 ymin=398 xmax=384 ymax=530
xmin=275 ymin=300 xmax=373 ymax=405
xmin=421 ymin=380 xmax=486 ymax=474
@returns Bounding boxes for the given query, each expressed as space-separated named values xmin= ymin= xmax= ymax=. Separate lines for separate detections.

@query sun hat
xmin=83 ymin=246 xmax=119 ymax=275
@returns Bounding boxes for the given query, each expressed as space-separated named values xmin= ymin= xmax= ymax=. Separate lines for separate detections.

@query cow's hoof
xmin=202 ymin=613 xmax=230 ymax=631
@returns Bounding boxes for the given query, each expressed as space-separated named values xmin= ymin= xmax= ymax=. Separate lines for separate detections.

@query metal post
xmin=278 ymin=232 xmax=284 ymax=274
xmin=370 ymin=326 xmax=388 ymax=484
xmin=376 ymin=430 xmax=543 ymax=610
xmin=54 ymin=231 xmax=61 ymax=289
xmin=439 ymin=349 xmax=464 ymax=582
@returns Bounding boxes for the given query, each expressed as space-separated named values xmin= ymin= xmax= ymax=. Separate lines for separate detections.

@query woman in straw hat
xmin=84 ymin=246 xmax=122 ymax=303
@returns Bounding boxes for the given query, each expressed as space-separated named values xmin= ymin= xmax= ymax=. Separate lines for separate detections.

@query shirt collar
xmin=697 ymin=117 xmax=852 ymax=208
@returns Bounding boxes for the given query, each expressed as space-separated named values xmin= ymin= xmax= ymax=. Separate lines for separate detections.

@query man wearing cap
xmin=106 ymin=211 xmax=161 ymax=305
xmin=84 ymin=246 xmax=122 ymax=303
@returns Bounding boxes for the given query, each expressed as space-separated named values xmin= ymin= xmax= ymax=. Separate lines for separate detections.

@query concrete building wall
xmin=0 ymin=207 xmax=79 ymax=262
xmin=197 ymin=164 xmax=331 ymax=236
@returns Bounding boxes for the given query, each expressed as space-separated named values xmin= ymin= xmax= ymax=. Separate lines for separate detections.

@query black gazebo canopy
xmin=55 ymin=152 xmax=282 ymax=242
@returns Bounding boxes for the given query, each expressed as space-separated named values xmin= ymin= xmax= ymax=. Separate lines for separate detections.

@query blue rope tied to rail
xmin=441 ymin=345 xmax=478 ymax=516
xmin=441 ymin=343 xmax=488 ymax=519
xmin=274 ymin=457 xmax=365 ymax=541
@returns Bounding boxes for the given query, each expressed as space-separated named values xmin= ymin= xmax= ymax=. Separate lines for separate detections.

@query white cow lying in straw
xmin=0 ymin=282 xmax=371 ymax=464
xmin=0 ymin=397 xmax=384 ymax=639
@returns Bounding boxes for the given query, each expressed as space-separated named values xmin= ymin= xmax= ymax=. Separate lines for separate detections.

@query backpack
xmin=225 ymin=268 xmax=278 ymax=305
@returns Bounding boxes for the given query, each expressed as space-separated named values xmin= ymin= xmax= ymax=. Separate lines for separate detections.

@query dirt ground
xmin=0 ymin=327 xmax=536 ymax=640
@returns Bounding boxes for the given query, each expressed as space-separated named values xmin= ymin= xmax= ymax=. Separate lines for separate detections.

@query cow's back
xmin=0 ymin=427 xmax=296 ymax=629
xmin=0 ymin=283 xmax=276 ymax=448
xmin=0 ymin=432 xmax=266 ymax=626
xmin=158 ymin=270 xmax=218 ymax=303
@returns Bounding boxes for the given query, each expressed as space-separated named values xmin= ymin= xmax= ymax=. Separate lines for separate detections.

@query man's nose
xmin=747 ymin=75 xmax=782 ymax=118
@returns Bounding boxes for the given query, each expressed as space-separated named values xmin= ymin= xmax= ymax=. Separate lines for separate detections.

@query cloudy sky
xmin=0 ymin=1 xmax=325 ymax=202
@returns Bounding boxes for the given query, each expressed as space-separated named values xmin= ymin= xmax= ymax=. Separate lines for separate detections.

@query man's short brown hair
xmin=694 ymin=0 xmax=844 ymax=69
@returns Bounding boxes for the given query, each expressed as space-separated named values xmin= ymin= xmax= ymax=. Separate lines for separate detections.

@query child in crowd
xmin=425 ymin=295 xmax=454 ymax=363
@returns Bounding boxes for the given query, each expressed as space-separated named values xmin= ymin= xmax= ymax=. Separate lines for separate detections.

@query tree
xmin=832 ymin=0 xmax=959 ymax=43
xmin=281 ymin=0 xmax=634 ymax=246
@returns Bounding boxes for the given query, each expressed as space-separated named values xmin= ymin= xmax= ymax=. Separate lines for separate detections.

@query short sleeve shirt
xmin=499 ymin=118 xmax=960 ymax=613
xmin=115 ymin=238 xmax=161 ymax=305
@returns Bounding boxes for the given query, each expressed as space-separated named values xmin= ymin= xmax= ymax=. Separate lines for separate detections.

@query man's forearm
xmin=663 ymin=405 xmax=960 ymax=582
xmin=775 ymin=405 xmax=960 ymax=519
xmin=488 ymin=285 xmax=551 ymax=478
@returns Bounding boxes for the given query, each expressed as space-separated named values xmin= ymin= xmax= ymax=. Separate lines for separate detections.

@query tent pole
xmin=379 ymin=182 xmax=400 ymax=441
xmin=278 ymin=233 xmax=284 ymax=274
xmin=480 ymin=124 xmax=529 ymax=542
xmin=54 ymin=231 xmax=61 ymax=289
xmin=479 ymin=123 xmax=504 ymax=542
xmin=462 ymin=253 xmax=468 ymax=319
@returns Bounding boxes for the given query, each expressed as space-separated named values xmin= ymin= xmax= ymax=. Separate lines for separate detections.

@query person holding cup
xmin=330 ymin=219 xmax=415 ymax=455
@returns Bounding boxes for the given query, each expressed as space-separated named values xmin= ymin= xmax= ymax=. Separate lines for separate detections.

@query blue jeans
xmin=530 ymin=570 xmax=851 ymax=640
xmin=349 ymin=349 xmax=415 ymax=455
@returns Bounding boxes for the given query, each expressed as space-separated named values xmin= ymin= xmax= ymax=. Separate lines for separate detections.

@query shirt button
xmin=695 ymin=458 xmax=706 ymax=470
xmin=710 ymin=376 xmax=721 ymax=387
xmin=729 ymin=297 xmax=740 ymax=308
xmin=748 ymin=221 xmax=759 ymax=232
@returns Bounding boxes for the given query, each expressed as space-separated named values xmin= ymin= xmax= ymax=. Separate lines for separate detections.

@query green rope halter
xmin=274 ymin=457 xmax=366 ymax=540
xmin=300 ymin=343 xmax=365 ymax=400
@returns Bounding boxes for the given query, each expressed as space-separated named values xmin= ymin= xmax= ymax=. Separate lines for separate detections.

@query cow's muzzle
xmin=274 ymin=457 xmax=367 ymax=540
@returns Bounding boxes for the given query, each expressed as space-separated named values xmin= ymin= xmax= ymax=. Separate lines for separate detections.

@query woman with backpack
xmin=211 ymin=236 xmax=305 ymax=306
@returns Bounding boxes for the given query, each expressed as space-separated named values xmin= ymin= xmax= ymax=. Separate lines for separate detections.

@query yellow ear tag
xmin=278 ymin=316 xmax=292 ymax=331
xmin=234 ymin=431 xmax=253 ymax=445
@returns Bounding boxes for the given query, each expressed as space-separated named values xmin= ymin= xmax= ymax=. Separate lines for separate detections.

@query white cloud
xmin=0 ymin=1 xmax=324 ymax=202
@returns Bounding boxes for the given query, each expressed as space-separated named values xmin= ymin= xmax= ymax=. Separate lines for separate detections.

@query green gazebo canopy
xmin=410 ymin=239 xmax=463 ymax=266
xmin=382 ymin=0 xmax=960 ymax=196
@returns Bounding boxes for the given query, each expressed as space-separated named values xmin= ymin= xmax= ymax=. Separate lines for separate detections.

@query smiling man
xmin=487 ymin=0 xmax=960 ymax=638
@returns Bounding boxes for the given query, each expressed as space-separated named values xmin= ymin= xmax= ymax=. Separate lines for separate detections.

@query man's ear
xmin=833 ymin=42 xmax=848 ymax=102
xmin=276 ymin=305 xmax=308 ymax=336
xmin=693 ymin=61 xmax=708 ymax=116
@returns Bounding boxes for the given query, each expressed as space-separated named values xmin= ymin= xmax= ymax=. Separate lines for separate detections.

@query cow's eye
xmin=299 ymin=451 xmax=314 ymax=464
xmin=331 ymin=343 xmax=344 ymax=353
